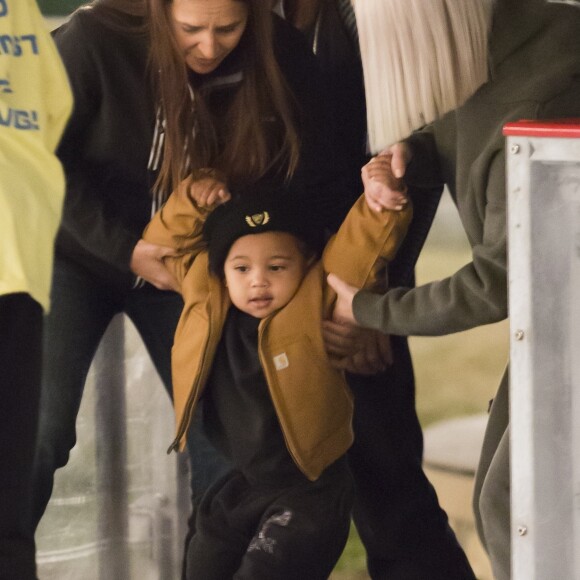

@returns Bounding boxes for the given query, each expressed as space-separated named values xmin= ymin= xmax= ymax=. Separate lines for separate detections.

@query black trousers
xmin=0 ymin=294 xmax=43 ymax=580
xmin=30 ymin=256 xmax=229 ymax=534
xmin=347 ymin=336 xmax=476 ymax=580
xmin=186 ymin=459 xmax=354 ymax=580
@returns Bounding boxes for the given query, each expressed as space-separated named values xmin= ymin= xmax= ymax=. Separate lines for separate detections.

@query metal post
xmin=36 ymin=313 xmax=190 ymax=579
xmin=505 ymin=120 xmax=580 ymax=580
xmin=93 ymin=314 xmax=130 ymax=579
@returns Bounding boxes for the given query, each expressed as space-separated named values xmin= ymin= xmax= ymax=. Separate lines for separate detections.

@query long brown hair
xmin=148 ymin=0 xmax=301 ymax=194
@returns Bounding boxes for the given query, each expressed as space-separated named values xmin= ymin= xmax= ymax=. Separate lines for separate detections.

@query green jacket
xmin=144 ymin=192 xmax=411 ymax=480
xmin=353 ymin=0 xmax=580 ymax=337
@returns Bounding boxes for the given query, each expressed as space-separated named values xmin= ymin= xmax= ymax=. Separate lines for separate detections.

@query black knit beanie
xmin=203 ymin=188 xmax=324 ymax=275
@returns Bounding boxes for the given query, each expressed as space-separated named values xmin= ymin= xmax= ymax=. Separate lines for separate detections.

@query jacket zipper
xmin=167 ymin=325 xmax=214 ymax=454
xmin=257 ymin=316 xmax=307 ymax=477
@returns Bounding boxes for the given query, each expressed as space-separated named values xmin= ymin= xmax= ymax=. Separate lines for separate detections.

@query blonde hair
xmin=353 ymin=0 xmax=492 ymax=153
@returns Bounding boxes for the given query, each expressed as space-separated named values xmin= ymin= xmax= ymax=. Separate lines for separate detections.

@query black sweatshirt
xmin=52 ymin=8 xmax=351 ymax=287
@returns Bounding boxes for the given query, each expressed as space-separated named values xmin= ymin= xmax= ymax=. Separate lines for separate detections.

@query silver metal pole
xmin=507 ymin=127 xmax=580 ymax=580
xmin=93 ymin=315 xmax=130 ymax=579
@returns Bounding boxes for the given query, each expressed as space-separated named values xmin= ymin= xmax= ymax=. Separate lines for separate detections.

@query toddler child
xmin=143 ymin=179 xmax=411 ymax=580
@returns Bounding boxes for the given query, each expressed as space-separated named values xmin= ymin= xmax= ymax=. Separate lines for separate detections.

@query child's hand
xmin=362 ymin=144 xmax=410 ymax=212
xmin=178 ymin=174 xmax=231 ymax=209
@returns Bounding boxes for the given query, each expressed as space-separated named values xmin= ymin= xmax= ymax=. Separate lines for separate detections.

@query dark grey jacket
xmin=353 ymin=0 xmax=580 ymax=336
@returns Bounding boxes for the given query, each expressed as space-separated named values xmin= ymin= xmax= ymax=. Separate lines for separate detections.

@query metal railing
xmin=506 ymin=120 xmax=580 ymax=580
xmin=36 ymin=315 xmax=189 ymax=580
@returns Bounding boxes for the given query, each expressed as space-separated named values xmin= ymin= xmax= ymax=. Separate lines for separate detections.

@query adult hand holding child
xmin=324 ymin=155 xmax=410 ymax=371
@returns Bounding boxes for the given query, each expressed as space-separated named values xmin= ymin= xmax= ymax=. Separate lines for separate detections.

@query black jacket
xmin=53 ymin=8 xmax=347 ymax=286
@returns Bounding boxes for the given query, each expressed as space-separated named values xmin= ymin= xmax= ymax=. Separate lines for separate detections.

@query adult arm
xmin=360 ymin=138 xmax=445 ymax=288
xmin=373 ymin=79 xmax=580 ymax=336
xmin=330 ymin=46 xmax=580 ymax=339
xmin=142 ymin=177 xmax=221 ymax=290
xmin=323 ymin=196 xmax=412 ymax=369
xmin=323 ymin=134 xmax=442 ymax=361
xmin=353 ymin=148 xmax=508 ymax=336
xmin=323 ymin=195 xmax=412 ymax=288
xmin=133 ymin=175 xmax=229 ymax=289
xmin=129 ymin=240 xmax=179 ymax=291
xmin=53 ymin=13 xmax=147 ymax=273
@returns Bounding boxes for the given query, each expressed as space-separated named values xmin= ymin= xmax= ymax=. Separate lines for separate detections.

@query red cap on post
xmin=503 ymin=119 xmax=580 ymax=138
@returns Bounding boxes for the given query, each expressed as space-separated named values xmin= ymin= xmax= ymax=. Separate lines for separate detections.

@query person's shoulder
xmin=54 ymin=6 xmax=148 ymax=69
xmin=52 ymin=9 xmax=109 ymax=54
xmin=54 ymin=6 xmax=145 ymax=43
xmin=53 ymin=8 xmax=99 ymax=38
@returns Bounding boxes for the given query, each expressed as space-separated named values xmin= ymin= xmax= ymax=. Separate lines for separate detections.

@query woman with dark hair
xmin=147 ymin=0 xmax=300 ymax=195
xmin=30 ymin=0 xmax=348 ymax=557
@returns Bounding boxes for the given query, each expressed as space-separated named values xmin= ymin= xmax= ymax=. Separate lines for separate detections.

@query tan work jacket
xmin=144 ymin=193 xmax=411 ymax=480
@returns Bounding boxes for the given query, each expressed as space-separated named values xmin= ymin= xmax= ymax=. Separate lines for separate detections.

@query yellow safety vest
xmin=0 ymin=0 xmax=72 ymax=311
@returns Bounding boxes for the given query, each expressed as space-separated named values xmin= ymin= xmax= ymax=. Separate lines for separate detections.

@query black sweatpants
xmin=185 ymin=459 xmax=353 ymax=580
xmin=0 ymin=294 xmax=43 ymax=580
xmin=347 ymin=336 xmax=476 ymax=580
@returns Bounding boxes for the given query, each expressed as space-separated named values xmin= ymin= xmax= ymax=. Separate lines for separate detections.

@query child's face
xmin=224 ymin=231 xmax=309 ymax=319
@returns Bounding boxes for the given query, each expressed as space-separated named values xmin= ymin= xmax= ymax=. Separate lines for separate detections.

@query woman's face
xmin=170 ymin=0 xmax=249 ymax=75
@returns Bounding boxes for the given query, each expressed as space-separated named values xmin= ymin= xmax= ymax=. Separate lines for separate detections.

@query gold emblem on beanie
xmin=245 ymin=212 xmax=270 ymax=228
